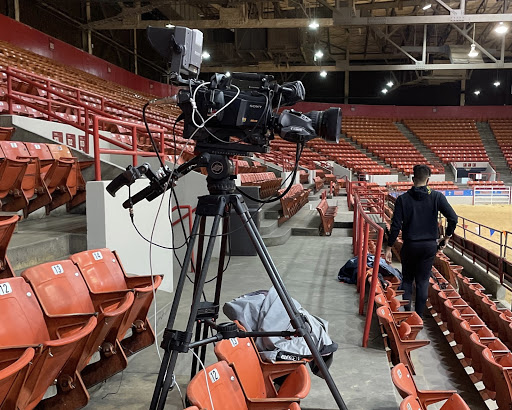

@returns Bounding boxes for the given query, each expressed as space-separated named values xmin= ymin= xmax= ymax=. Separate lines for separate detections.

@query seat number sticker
xmin=52 ymin=264 xmax=64 ymax=275
xmin=92 ymin=251 xmax=103 ymax=260
xmin=229 ymin=338 xmax=238 ymax=347
xmin=10 ymin=142 xmax=17 ymax=148
xmin=34 ymin=144 xmax=41 ymax=149
xmin=208 ymin=368 xmax=220 ymax=383
xmin=0 ymin=282 xmax=12 ymax=295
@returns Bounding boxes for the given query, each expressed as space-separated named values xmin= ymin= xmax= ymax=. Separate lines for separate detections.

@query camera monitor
xmin=147 ymin=26 xmax=203 ymax=80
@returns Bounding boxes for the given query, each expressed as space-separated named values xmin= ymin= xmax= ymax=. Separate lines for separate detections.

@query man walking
xmin=384 ymin=165 xmax=458 ymax=317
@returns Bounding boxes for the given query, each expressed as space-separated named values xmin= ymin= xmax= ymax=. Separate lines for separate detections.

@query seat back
xmin=0 ymin=276 xmax=50 ymax=345
xmin=0 ymin=347 xmax=34 ymax=409
xmin=399 ymin=395 xmax=422 ymax=410
xmin=0 ymin=141 xmax=29 ymax=196
xmin=71 ymin=249 xmax=127 ymax=293
xmin=0 ymin=215 xmax=18 ymax=279
xmin=0 ymin=141 xmax=37 ymax=198
xmin=187 ymin=361 xmax=248 ymax=410
xmin=214 ymin=337 xmax=268 ymax=398
xmin=47 ymin=144 xmax=78 ymax=196
xmin=21 ymin=260 xmax=95 ymax=315
xmin=391 ymin=363 xmax=417 ymax=399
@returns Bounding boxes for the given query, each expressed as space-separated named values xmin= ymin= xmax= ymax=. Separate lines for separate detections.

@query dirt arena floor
xmin=451 ymin=204 xmax=512 ymax=257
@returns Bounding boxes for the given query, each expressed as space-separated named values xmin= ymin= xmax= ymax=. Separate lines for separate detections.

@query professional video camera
xmin=107 ymin=25 xmax=342 ymax=204
xmin=147 ymin=26 xmax=341 ymax=156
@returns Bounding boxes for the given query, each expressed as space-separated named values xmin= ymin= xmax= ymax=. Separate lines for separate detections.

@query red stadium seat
xmin=0 ymin=347 xmax=34 ymax=409
xmin=214 ymin=336 xmax=310 ymax=401
xmin=391 ymin=363 xmax=457 ymax=409
xmin=399 ymin=393 xmax=470 ymax=410
xmin=0 ymin=214 xmax=18 ymax=279
xmin=21 ymin=259 xmax=134 ymax=390
xmin=70 ymin=248 xmax=163 ymax=356
xmin=0 ymin=276 xmax=96 ymax=409
xmin=187 ymin=360 xmax=301 ymax=410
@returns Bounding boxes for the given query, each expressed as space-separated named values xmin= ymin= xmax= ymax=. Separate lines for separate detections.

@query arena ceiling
xmin=78 ymin=0 xmax=512 ymax=76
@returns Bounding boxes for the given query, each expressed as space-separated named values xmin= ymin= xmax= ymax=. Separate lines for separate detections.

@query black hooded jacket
xmin=387 ymin=185 xmax=458 ymax=247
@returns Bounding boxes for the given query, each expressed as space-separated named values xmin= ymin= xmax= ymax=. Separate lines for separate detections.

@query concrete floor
xmin=83 ymin=217 xmax=488 ymax=410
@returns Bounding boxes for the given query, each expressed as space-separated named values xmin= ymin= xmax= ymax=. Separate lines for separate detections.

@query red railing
xmin=352 ymin=190 xmax=385 ymax=348
xmin=92 ymin=116 xmax=165 ymax=180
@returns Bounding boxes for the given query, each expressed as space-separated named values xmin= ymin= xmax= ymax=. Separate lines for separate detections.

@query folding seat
xmin=0 ymin=347 xmax=34 ymax=409
xmin=22 ymin=259 xmax=134 ymax=391
xmin=0 ymin=276 xmax=96 ymax=409
xmin=0 ymin=127 xmax=14 ymax=141
xmin=187 ymin=360 xmax=301 ymax=410
xmin=391 ymin=363 xmax=457 ymax=409
xmin=377 ymin=306 xmax=429 ymax=374
xmin=0 ymin=141 xmax=31 ymax=211
xmin=214 ymin=336 xmax=310 ymax=401
xmin=0 ymin=214 xmax=18 ymax=279
xmin=498 ymin=311 xmax=512 ymax=347
xmin=481 ymin=348 xmax=512 ymax=409
xmin=70 ymin=248 xmax=163 ymax=356
xmin=399 ymin=393 xmax=470 ymax=410
xmin=469 ymin=328 xmax=508 ymax=379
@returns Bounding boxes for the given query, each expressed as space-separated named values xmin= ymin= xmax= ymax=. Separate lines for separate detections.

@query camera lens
xmin=304 ymin=107 xmax=341 ymax=143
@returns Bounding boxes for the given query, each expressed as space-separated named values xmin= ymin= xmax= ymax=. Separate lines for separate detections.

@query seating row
xmin=316 ymin=193 xmax=337 ymax=236
xmin=240 ymin=172 xmax=282 ymax=199
xmin=278 ymin=184 xmax=310 ymax=221
xmin=0 ymin=139 xmax=90 ymax=215
xmin=0 ymin=248 xmax=162 ymax=409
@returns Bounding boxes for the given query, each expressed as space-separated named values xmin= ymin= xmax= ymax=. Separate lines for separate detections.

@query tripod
xmin=149 ymin=168 xmax=348 ymax=410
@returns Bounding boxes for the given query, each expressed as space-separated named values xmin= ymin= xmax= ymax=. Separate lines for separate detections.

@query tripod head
xmin=106 ymin=152 xmax=238 ymax=205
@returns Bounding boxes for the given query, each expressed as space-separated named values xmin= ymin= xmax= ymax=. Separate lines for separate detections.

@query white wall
xmin=369 ymin=174 xmax=399 ymax=185
xmin=86 ymin=180 xmax=174 ymax=292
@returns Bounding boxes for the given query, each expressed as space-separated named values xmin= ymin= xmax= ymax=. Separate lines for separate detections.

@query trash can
xmin=230 ymin=186 xmax=261 ymax=256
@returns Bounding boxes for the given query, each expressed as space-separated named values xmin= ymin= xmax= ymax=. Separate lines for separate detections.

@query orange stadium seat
xmin=0 ymin=276 xmax=96 ymax=409
xmin=214 ymin=336 xmax=310 ymax=401
xmin=186 ymin=360 xmax=301 ymax=410
xmin=399 ymin=393 xmax=470 ymax=410
xmin=0 ymin=347 xmax=34 ymax=409
xmin=0 ymin=127 xmax=14 ymax=141
xmin=0 ymin=214 xmax=18 ymax=279
xmin=70 ymin=248 xmax=162 ymax=356
xmin=21 ymin=259 xmax=134 ymax=390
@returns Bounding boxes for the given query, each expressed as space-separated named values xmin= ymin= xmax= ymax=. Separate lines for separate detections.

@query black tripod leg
xmin=234 ymin=198 xmax=348 ymax=410
xmin=152 ymin=197 xmax=226 ymax=410
xmin=150 ymin=213 xmax=202 ymax=410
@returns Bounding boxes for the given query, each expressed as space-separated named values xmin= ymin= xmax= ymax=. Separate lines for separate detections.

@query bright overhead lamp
xmin=468 ymin=44 xmax=479 ymax=58
xmin=201 ymin=51 xmax=211 ymax=59
xmin=494 ymin=80 xmax=501 ymax=87
xmin=494 ymin=22 xmax=509 ymax=34
xmin=309 ymin=20 xmax=320 ymax=29
xmin=165 ymin=23 xmax=175 ymax=28
xmin=314 ymin=50 xmax=324 ymax=59
xmin=422 ymin=3 xmax=432 ymax=10
xmin=381 ymin=88 xmax=388 ymax=94
xmin=474 ymin=90 xmax=481 ymax=95
xmin=386 ymin=81 xmax=394 ymax=88
xmin=320 ymin=70 xmax=327 ymax=78
xmin=225 ymin=71 xmax=231 ymax=77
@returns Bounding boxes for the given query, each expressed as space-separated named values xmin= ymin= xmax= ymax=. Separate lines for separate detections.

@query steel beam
xmin=201 ymin=62 xmax=512 ymax=72
xmin=334 ymin=13 xmax=512 ymax=25
xmin=451 ymin=23 xmax=497 ymax=62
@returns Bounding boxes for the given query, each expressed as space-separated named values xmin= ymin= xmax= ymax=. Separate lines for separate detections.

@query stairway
xmin=395 ymin=122 xmax=456 ymax=182
xmin=476 ymin=122 xmax=512 ymax=184
xmin=341 ymin=134 xmax=398 ymax=177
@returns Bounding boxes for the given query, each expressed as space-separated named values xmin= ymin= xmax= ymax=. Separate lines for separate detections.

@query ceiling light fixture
xmin=309 ymin=20 xmax=320 ymax=29
xmin=314 ymin=50 xmax=324 ymax=59
xmin=422 ymin=3 xmax=432 ymax=10
xmin=382 ymin=88 xmax=388 ymax=94
xmin=165 ymin=23 xmax=175 ymax=28
xmin=468 ymin=43 xmax=479 ymax=58
xmin=225 ymin=71 xmax=231 ymax=77
xmin=494 ymin=80 xmax=501 ymax=87
xmin=474 ymin=90 xmax=481 ymax=95
xmin=320 ymin=70 xmax=327 ymax=78
xmin=387 ymin=81 xmax=394 ymax=88
xmin=201 ymin=51 xmax=210 ymax=59
xmin=495 ymin=22 xmax=509 ymax=34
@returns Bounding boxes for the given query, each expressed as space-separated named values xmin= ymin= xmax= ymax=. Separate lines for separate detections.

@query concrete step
xmin=8 ymin=214 xmax=87 ymax=271
xmin=262 ymin=226 xmax=292 ymax=247
xmin=259 ymin=218 xmax=278 ymax=235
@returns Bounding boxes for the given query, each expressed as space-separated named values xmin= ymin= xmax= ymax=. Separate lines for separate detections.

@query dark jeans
xmin=400 ymin=240 xmax=438 ymax=318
